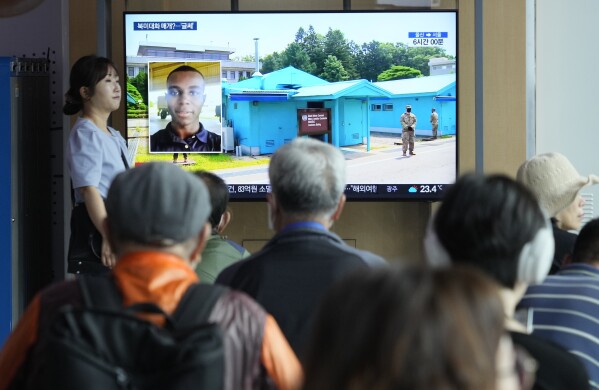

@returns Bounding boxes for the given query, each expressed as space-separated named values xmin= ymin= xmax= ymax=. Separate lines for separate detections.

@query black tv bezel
xmin=122 ymin=9 xmax=458 ymax=202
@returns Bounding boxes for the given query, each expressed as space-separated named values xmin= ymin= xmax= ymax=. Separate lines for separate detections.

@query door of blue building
xmin=257 ymin=103 xmax=297 ymax=154
xmin=341 ymin=99 xmax=364 ymax=146
xmin=440 ymin=101 xmax=456 ymax=135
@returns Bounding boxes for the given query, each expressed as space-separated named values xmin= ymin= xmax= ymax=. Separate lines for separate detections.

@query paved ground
xmin=125 ymin=120 xmax=457 ymax=185
xmin=217 ymin=133 xmax=457 ymax=185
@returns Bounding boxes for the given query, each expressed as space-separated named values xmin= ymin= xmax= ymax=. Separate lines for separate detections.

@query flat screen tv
xmin=123 ymin=10 xmax=457 ymax=200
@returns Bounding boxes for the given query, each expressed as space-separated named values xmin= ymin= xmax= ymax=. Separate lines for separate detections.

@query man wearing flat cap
xmin=0 ymin=163 xmax=302 ymax=390
xmin=400 ymin=104 xmax=417 ymax=156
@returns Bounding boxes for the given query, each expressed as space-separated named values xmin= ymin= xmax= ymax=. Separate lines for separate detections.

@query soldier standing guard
xmin=430 ymin=108 xmax=439 ymax=139
xmin=400 ymin=105 xmax=417 ymax=156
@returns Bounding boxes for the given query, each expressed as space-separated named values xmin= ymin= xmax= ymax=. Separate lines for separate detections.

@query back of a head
xmin=427 ymin=173 xmax=553 ymax=288
xmin=268 ymin=137 xmax=346 ymax=217
xmin=106 ymin=162 xmax=211 ymax=250
xmin=572 ymin=217 xmax=599 ymax=264
xmin=194 ymin=171 xmax=229 ymax=231
xmin=302 ymin=265 xmax=504 ymax=390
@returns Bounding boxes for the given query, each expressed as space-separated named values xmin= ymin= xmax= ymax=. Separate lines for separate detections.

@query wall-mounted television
xmin=123 ymin=10 xmax=457 ymax=200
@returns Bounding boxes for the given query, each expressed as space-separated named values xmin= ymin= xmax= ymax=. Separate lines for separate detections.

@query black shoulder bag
xmin=67 ymin=149 xmax=130 ymax=274
xmin=67 ymin=203 xmax=107 ymax=274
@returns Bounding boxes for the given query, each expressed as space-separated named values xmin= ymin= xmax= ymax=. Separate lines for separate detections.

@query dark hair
xmin=302 ymin=265 xmax=504 ymax=390
xmin=433 ymin=173 xmax=546 ymax=288
xmin=63 ymin=55 xmax=118 ymax=115
xmin=166 ymin=65 xmax=204 ymax=84
xmin=572 ymin=217 xmax=599 ymax=264
xmin=194 ymin=171 xmax=228 ymax=231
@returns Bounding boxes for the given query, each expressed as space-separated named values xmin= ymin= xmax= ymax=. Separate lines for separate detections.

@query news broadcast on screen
xmin=123 ymin=11 xmax=457 ymax=200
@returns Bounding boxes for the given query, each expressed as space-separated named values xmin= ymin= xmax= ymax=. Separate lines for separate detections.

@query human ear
xmin=190 ymin=223 xmax=212 ymax=266
xmin=331 ymin=194 xmax=346 ymax=221
xmin=217 ymin=210 xmax=232 ymax=234
xmin=79 ymin=86 xmax=90 ymax=100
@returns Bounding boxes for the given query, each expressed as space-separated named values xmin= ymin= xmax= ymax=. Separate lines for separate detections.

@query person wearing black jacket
xmin=425 ymin=173 xmax=590 ymax=390
xmin=216 ymin=137 xmax=386 ymax=357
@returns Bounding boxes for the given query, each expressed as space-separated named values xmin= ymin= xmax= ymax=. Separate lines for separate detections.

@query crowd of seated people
xmin=425 ymin=173 xmax=590 ymax=390
xmin=302 ymin=265 xmax=518 ymax=390
xmin=1 ymin=132 xmax=598 ymax=389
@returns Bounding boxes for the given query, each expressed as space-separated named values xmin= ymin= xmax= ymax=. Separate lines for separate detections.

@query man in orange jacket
xmin=0 ymin=162 xmax=302 ymax=390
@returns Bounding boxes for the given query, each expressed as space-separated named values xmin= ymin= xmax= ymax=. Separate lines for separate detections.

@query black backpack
xmin=37 ymin=275 xmax=226 ymax=389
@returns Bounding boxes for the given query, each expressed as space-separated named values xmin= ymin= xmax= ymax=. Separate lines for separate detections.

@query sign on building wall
xmin=297 ymin=108 xmax=331 ymax=136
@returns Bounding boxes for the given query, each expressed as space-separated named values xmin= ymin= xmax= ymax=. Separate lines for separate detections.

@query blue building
xmin=371 ymin=74 xmax=457 ymax=137
xmin=223 ymin=66 xmax=392 ymax=155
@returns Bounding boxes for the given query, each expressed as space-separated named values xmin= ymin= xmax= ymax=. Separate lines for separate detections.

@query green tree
xmin=232 ymin=54 xmax=256 ymax=62
xmin=129 ymin=71 xmax=148 ymax=105
xmin=396 ymin=47 xmax=454 ymax=76
xmin=257 ymin=24 xmax=457 ymax=80
xmin=294 ymin=26 xmax=307 ymax=43
xmin=377 ymin=65 xmax=422 ymax=81
xmin=126 ymin=81 xmax=147 ymax=111
xmin=300 ymin=25 xmax=326 ymax=76
xmin=355 ymin=41 xmax=395 ymax=82
xmin=409 ymin=54 xmax=433 ymax=76
xmin=261 ymin=51 xmax=284 ymax=73
xmin=282 ymin=42 xmax=316 ymax=74
xmin=323 ymin=28 xmax=358 ymax=79
xmin=391 ymin=43 xmax=411 ymax=69
xmin=320 ymin=55 xmax=350 ymax=82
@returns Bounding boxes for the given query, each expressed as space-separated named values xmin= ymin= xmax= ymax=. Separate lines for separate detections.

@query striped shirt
xmin=518 ymin=263 xmax=599 ymax=389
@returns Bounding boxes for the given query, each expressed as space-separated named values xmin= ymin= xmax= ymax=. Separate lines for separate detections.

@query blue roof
xmin=226 ymin=67 xmax=391 ymax=101
xmin=126 ymin=92 xmax=137 ymax=104
xmin=293 ymin=79 xmax=392 ymax=100
xmin=229 ymin=90 xmax=292 ymax=102
xmin=229 ymin=66 xmax=328 ymax=91
xmin=374 ymin=74 xmax=456 ymax=96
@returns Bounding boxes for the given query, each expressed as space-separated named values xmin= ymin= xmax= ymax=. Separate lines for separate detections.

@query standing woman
xmin=64 ymin=55 xmax=129 ymax=274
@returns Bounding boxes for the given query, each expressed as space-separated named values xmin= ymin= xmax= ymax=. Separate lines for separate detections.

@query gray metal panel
xmin=10 ymin=58 xmax=52 ymax=320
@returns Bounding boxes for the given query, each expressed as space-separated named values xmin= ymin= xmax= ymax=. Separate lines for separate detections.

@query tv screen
xmin=123 ymin=10 xmax=457 ymax=200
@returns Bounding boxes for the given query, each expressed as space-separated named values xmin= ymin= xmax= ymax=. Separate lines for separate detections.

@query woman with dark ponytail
xmin=65 ymin=55 xmax=128 ymax=274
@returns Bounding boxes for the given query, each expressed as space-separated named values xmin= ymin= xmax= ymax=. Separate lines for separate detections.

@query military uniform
xmin=400 ymin=106 xmax=417 ymax=155
xmin=430 ymin=110 xmax=439 ymax=139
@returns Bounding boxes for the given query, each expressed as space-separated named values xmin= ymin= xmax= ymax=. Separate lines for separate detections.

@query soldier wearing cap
xmin=400 ymin=105 xmax=417 ymax=156
xmin=430 ymin=108 xmax=439 ymax=139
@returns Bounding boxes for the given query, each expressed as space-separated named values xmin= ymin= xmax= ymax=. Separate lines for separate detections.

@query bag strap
xmin=120 ymin=149 xmax=130 ymax=170
xmin=78 ymin=274 xmax=123 ymax=309
xmin=172 ymin=283 xmax=227 ymax=327
xmin=79 ymin=274 xmax=226 ymax=329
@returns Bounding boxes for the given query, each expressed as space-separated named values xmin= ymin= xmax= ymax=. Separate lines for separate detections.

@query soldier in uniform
xmin=430 ymin=108 xmax=439 ymax=139
xmin=400 ymin=105 xmax=417 ymax=156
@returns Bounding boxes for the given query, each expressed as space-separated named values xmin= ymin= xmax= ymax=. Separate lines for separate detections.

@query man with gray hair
xmin=0 ymin=163 xmax=301 ymax=390
xmin=216 ymin=137 xmax=386 ymax=357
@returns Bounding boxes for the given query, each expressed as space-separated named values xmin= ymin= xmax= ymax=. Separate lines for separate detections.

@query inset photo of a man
xmin=148 ymin=61 xmax=222 ymax=154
